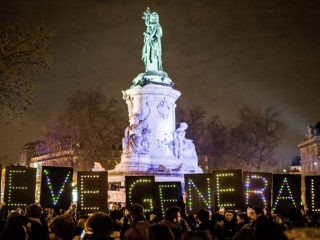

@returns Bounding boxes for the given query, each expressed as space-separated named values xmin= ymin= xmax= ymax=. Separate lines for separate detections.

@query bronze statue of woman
xmin=142 ymin=8 xmax=163 ymax=72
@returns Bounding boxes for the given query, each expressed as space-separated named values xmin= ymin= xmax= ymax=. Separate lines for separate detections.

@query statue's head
xmin=175 ymin=122 xmax=188 ymax=140
xmin=178 ymin=122 xmax=188 ymax=131
xmin=150 ymin=12 xmax=159 ymax=24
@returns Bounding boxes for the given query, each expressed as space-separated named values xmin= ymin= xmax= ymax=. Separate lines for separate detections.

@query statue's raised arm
xmin=142 ymin=7 xmax=163 ymax=72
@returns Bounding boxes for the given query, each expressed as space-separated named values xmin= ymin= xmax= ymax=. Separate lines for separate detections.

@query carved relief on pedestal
xmin=122 ymin=108 xmax=151 ymax=154
xmin=157 ymin=98 xmax=170 ymax=119
xmin=122 ymin=91 xmax=134 ymax=114
xmin=156 ymin=133 xmax=173 ymax=157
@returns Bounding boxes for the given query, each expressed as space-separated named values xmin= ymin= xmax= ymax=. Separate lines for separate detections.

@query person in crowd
xmin=223 ymin=210 xmax=236 ymax=240
xmin=304 ymin=209 xmax=313 ymax=224
xmin=120 ymin=207 xmax=131 ymax=240
xmin=49 ymin=214 xmax=75 ymax=240
xmin=247 ymin=207 xmax=264 ymax=224
xmin=111 ymin=203 xmax=122 ymax=211
xmin=146 ymin=211 xmax=161 ymax=224
xmin=254 ymin=214 xmax=269 ymax=231
xmin=235 ymin=212 xmax=249 ymax=233
xmin=309 ymin=212 xmax=320 ymax=228
xmin=0 ymin=203 xmax=7 ymax=235
xmin=7 ymin=210 xmax=20 ymax=219
xmin=83 ymin=212 xmax=114 ymax=240
xmin=147 ymin=223 xmax=175 ymax=240
xmin=110 ymin=210 xmax=125 ymax=240
xmin=0 ymin=215 xmax=29 ymax=240
xmin=186 ymin=214 xmax=197 ymax=230
xmin=196 ymin=208 xmax=214 ymax=238
xmin=254 ymin=221 xmax=287 ymax=240
xmin=73 ymin=215 xmax=88 ymax=240
xmin=181 ymin=231 xmax=213 ymax=240
xmin=286 ymin=207 xmax=307 ymax=229
xmin=25 ymin=203 xmax=50 ymax=240
xmin=232 ymin=206 xmax=264 ymax=240
xmin=77 ymin=215 xmax=89 ymax=229
xmin=211 ymin=213 xmax=225 ymax=240
xmin=162 ymin=206 xmax=189 ymax=240
xmin=53 ymin=207 xmax=62 ymax=218
xmin=124 ymin=204 xmax=149 ymax=240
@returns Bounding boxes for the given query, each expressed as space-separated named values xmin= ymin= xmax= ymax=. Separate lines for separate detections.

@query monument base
xmin=114 ymin=153 xmax=151 ymax=172
xmin=108 ymin=169 xmax=186 ymax=186
xmin=109 ymin=162 xmax=202 ymax=187
xmin=132 ymin=71 xmax=174 ymax=87
xmin=108 ymin=169 xmax=191 ymax=203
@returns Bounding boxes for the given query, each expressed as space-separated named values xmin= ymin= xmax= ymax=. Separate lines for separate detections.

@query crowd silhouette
xmin=0 ymin=202 xmax=319 ymax=240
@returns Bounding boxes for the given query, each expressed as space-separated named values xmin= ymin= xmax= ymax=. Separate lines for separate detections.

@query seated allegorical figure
xmin=122 ymin=112 xmax=151 ymax=154
xmin=172 ymin=122 xmax=197 ymax=160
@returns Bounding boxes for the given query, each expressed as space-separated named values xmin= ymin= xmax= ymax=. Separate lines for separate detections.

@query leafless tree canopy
xmin=177 ymin=105 xmax=286 ymax=172
xmin=45 ymin=89 xmax=126 ymax=170
xmin=229 ymin=106 xmax=286 ymax=171
xmin=0 ymin=20 xmax=55 ymax=123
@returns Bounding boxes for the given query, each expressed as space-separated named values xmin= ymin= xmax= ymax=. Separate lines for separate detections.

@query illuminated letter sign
xmin=4 ymin=166 xmax=36 ymax=209
xmin=305 ymin=176 xmax=320 ymax=212
xmin=125 ymin=176 xmax=155 ymax=213
xmin=184 ymin=173 xmax=214 ymax=213
xmin=213 ymin=170 xmax=243 ymax=209
xmin=272 ymin=174 xmax=301 ymax=213
xmin=156 ymin=182 xmax=183 ymax=217
xmin=40 ymin=166 xmax=73 ymax=209
xmin=243 ymin=172 xmax=272 ymax=209
xmin=77 ymin=172 xmax=108 ymax=212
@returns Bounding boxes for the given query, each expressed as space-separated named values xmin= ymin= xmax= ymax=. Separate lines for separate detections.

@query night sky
xmin=1 ymin=0 xmax=320 ymax=168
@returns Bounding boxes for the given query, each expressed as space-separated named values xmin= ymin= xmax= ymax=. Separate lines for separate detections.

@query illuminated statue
xmin=306 ymin=125 xmax=314 ymax=139
xmin=122 ymin=111 xmax=151 ymax=154
xmin=173 ymin=122 xmax=197 ymax=159
xmin=132 ymin=7 xmax=173 ymax=87
xmin=112 ymin=8 xmax=202 ymax=176
xmin=142 ymin=7 xmax=163 ymax=72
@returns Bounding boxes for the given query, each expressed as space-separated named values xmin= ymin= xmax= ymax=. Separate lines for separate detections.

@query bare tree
xmin=0 ymin=20 xmax=55 ymax=123
xmin=229 ymin=106 xmax=286 ymax=171
xmin=177 ymin=105 xmax=285 ymax=172
xmin=204 ymin=117 xmax=229 ymax=170
xmin=45 ymin=89 xmax=126 ymax=170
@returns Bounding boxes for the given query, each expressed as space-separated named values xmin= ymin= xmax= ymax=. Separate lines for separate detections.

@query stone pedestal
xmin=115 ymin=81 xmax=181 ymax=171
xmin=114 ymin=153 xmax=151 ymax=172
xmin=108 ymin=170 xmax=186 ymax=187
xmin=109 ymin=74 xmax=202 ymax=186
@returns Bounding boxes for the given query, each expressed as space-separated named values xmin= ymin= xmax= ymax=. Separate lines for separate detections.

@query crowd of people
xmin=0 ymin=202 xmax=320 ymax=240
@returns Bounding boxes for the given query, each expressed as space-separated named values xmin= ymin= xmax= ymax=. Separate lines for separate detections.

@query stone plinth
xmin=115 ymin=82 xmax=182 ymax=171
xmin=108 ymin=169 xmax=186 ymax=186
xmin=110 ymin=75 xmax=202 ymax=186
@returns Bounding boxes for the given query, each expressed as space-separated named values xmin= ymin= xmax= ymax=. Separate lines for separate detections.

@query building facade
xmin=298 ymin=121 xmax=320 ymax=207
xmin=298 ymin=122 xmax=320 ymax=175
